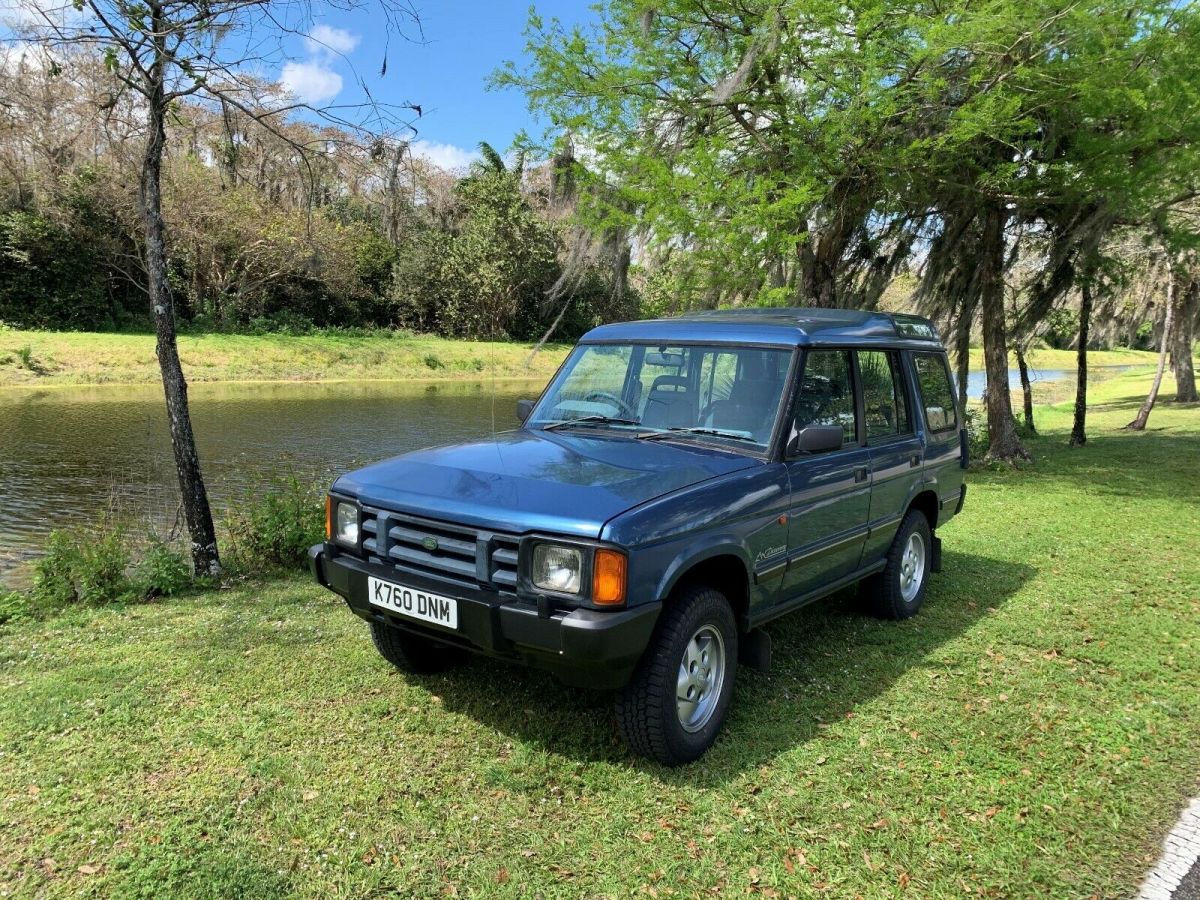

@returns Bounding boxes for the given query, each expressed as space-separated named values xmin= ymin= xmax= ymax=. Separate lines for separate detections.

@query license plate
xmin=366 ymin=576 xmax=459 ymax=630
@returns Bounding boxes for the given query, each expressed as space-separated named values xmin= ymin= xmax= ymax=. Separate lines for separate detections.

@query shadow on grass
xmin=1008 ymin=431 xmax=1200 ymax=505
xmin=424 ymin=549 xmax=1034 ymax=785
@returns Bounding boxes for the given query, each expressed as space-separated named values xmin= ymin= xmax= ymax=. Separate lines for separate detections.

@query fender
xmin=654 ymin=533 xmax=754 ymax=603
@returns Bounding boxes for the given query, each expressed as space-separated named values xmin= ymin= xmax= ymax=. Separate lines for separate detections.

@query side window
xmin=858 ymin=351 xmax=912 ymax=441
xmin=793 ymin=350 xmax=857 ymax=445
xmin=913 ymin=352 xmax=959 ymax=432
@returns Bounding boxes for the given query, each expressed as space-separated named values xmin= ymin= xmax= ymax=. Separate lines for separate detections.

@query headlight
xmin=335 ymin=502 xmax=359 ymax=546
xmin=532 ymin=543 xmax=582 ymax=594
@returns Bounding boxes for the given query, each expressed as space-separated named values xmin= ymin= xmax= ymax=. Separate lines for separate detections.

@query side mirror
xmin=516 ymin=399 xmax=534 ymax=423
xmin=787 ymin=424 xmax=844 ymax=456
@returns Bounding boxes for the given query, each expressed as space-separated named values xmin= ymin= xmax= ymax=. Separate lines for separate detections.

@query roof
xmin=581 ymin=307 xmax=944 ymax=349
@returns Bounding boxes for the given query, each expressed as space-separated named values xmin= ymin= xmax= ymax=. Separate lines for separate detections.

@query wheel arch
xmin=908 ymin=488 xmax=940 ymax=530
xmin=657 ymin=545 xmax=752 ymax=631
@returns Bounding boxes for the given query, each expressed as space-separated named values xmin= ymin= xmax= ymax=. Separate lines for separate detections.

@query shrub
xmin=0 ymin=590 xmax=29 ymax=625
xmin=32 ymin=527 xmax=133 ymax=612
xmin=224 ymin=474 xmax=324 ymax=574
xmin=963 ymin=407 xmax=990 ymax=461
xmin=134 ymin=541 xmax=191 ymax=598
xmin=424 ymin=354 xmax=443 ymax=369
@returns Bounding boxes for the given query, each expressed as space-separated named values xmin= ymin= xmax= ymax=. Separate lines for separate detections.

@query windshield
xmin=529 ymin=343 xmax=794 ymax=450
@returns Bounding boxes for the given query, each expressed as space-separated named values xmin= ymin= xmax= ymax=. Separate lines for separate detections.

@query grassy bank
xmin=0 ymin=329 xmax=571 ymax=387
xmin=0 ymin=327 xmax=1169 ymax=389
xmin=964 ymin=345 xmax=1162 ymax=372
xmin=1 ymin=372 xmax=1198 ymax=898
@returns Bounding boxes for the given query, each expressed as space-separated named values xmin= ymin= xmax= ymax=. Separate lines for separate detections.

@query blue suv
xmin=311 ymin=308 xmax=967 ymax=765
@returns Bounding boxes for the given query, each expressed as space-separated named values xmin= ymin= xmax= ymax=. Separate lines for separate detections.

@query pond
xmin=0 ymin=363 xmax=1129 ymax=586
xmin=0 ymin=379 xmax=545 ymax=586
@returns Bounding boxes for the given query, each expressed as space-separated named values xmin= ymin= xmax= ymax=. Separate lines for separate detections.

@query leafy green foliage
xmin=1043 ymin=309 xmax=1081 ymax=351
xmin=224 ymin=475 xmax=324 ymax=574
xmin=32 ymin=527 xmax=133 ymax=612
xmin=0 ymin=210 xmax=110 ymax=330
xmin=0 ymin=590 xmax=29 ymax=625
xmin=133 ymin=542 xmax=192 ymax=598
xmin=391 ymin=171 xmax=562 ymax=339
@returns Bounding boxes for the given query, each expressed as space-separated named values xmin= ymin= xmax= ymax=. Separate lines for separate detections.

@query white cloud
xmin=410 ymin=140 xmax=480 ymax=173
xmin=280 ymin=60 xmax=343 ymax=105
xmin=305 ymin=24 xmax=359 ymax=57
xmin=0 ymin=0 xmax=87 ymax=29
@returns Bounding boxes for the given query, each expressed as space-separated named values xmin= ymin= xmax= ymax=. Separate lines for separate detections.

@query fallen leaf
xmin=495 ymin=867 xmax=510 ymax=884
xmin=27 ymin=785 xmax=40 ymax=796
xmin=39 ymin=858 xmax=57 ymax=874
xmin=78 ymin=864 xmax=100 ymax=876
xmin=302 ymin=790 xmax=319 ymax=802
xmin=899 ymin=871 xmax=911 ymax=889
xmin=815 ymin=756 xmax=827 ymax=765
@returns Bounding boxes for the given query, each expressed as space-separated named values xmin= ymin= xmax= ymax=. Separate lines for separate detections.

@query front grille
xmin=359 ymin=507 xmax=519 ymax=592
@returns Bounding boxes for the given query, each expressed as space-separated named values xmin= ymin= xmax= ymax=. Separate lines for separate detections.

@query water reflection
xmin=0 ymin=379 xmax=545 ymax=584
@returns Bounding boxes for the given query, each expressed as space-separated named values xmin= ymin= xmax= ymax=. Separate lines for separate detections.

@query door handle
xmin=910 ymin=454 xmax=922 ymax=468
xmin=854 ymin=466 xmax=869 ymax=483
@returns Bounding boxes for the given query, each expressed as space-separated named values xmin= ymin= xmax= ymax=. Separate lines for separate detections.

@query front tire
xmin=370 ymin=620 xmax=462 ymax=674
xmin=616 ymin=585 xmax=738 ymax=766
xmin=863 ymin=509 xmax=932 ymax=619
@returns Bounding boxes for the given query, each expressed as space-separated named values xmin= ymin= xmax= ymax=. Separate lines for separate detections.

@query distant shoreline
xmin=0 ymin=328 xmax=1166 ymax=390
xmin=0 ymin=329 xmax=571 ymax=389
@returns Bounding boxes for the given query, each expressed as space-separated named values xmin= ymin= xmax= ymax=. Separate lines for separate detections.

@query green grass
xmin=0 ymin=329 xmax=571 ymax=388
xmin=1 ymin=371 xmax=1198 ymax=897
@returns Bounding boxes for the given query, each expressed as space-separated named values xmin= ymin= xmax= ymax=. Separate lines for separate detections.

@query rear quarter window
xmin=913 ymin=353 xmax=958 ymax=433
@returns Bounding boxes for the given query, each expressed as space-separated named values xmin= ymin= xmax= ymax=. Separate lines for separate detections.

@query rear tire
xmin=616 ymin=585 xmax=738 ymax=766
xmin=370 ymin=620 xmax=462 ymax=674
xmin=863 ymin=509 xmax=932 ymax=620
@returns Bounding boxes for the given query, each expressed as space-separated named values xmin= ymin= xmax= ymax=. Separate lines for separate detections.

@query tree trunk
xmin=1126 ymin=275 xmax=1176 ymax=431
xmin=1170 ymin=278 xmax=1197 ymax=402
xmin=954 ymin=304 xmax=972 ymax=413
xmin=978 ymin=204 xmax=1029 ymax=461
xmin=1070 ymin=283 xmax=1093 ymax=446
xmin=141 ymin=66 xmax=221 ymax=576
xmin=1015 ymin=344 xmax=1036 ymax=434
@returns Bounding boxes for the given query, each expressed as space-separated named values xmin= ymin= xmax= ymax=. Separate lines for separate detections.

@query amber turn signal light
xmin=324 ymin=495 xmax=333 ymax=541
xmin=592 ymin=549 xmax=627 ymax=606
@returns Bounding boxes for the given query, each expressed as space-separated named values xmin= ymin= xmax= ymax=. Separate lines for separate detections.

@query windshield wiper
xmin=639 ymin=427 xmax=759 ymax=444
xmin=543 ymin=415 xmax=641 ymax=432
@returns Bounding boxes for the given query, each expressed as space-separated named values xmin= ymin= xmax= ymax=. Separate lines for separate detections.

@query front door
xmin=780 ymin=349 xmax=872 ymax=603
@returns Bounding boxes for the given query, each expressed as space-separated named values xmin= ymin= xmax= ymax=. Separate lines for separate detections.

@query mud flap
xmin=930 ymin=534 xmax=943 ymax=573
xmin=739 ymin=628 xmax=772 ymax=673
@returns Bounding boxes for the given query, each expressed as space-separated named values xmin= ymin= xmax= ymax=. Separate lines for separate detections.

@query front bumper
xmin=310 ymin=544 xmax=661 ymax=689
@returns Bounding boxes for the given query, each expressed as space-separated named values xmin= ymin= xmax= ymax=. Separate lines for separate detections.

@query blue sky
xmin=286 ymin=1 xmax=595 ymax=170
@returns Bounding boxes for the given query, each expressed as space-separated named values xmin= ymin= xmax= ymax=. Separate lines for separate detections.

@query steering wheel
xmin=584 ymin=391 xmax=638 ymax=418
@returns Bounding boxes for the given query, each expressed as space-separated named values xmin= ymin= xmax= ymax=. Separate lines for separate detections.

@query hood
xmin=333 ymin=429 xmax=759 ymax=538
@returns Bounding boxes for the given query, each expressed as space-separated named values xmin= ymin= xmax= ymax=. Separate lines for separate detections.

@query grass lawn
xmin=0 ymin=329 xmax=571 ymax=388
xmin=1 ymin=371 xmax=1198 ymax=898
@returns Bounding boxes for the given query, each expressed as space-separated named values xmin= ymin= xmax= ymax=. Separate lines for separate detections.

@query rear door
xmin=857 ymin=349 xmax=925 ymax=566
xmin=911 ymin=350 xmax=966 ymax=517
xmin=779 ymin=349 xmax=873 ymax=602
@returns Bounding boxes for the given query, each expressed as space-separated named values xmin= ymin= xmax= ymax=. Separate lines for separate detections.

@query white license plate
xmin=366 ymin=576 xmax=459 ymax=630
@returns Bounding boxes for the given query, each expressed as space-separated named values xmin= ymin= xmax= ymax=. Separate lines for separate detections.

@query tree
xmin=1127 ymin=275 xmax=1177 ymax=431
xmin=13 ymin=0 xmax=417 ymax=574
xmin=1070 ymin=282 xmax=1094 ymax=447
xmin=505 ymin=0 xmax=1200 ymax=462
